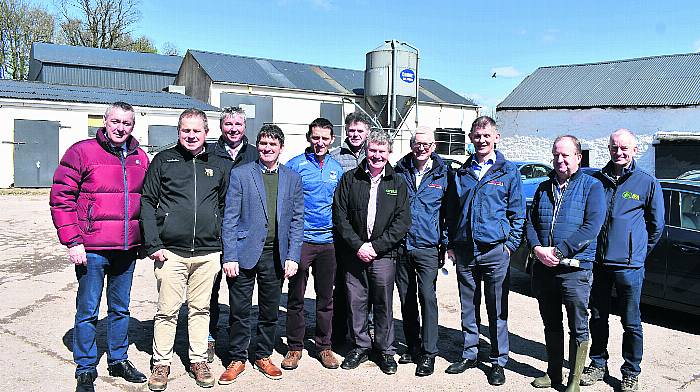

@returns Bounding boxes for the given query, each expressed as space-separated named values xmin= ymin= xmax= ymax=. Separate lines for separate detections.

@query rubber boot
xmin=565 ymin=339 xmax=590 ymax=392
xmin=532 ymin=331 xmax=564 ymax=388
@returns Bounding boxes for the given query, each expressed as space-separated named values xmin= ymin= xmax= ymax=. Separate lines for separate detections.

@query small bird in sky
xmin=492 ymin=72 xmax=497 ymax=78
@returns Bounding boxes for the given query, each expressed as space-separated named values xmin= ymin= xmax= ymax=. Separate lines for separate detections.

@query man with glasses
xmin=445 ymin=116 xmax=525 ymax=386
xmin=526 ymin=135 xmax=605 ymax=391
xmin=581 ymin=129 xmax=664 ymax=392
xmin=393 ymin=126 xmax=449 ymax=377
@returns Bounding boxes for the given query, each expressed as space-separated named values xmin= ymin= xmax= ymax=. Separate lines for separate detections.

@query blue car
xmin=513 ymin=161 xmax=553 ymax=207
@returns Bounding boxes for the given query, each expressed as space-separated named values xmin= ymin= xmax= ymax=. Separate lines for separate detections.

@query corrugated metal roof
xmin=189 ymin=50 xmax=476 ymax=106
xmin=40 ymin=65 xmax=175 ymax=92
xmin=31 ymin=42 xmax=182 ymax=74
xmin=498 ymin=52 xmax=700 ymax=110
xmin=0 ymin=79 xmax=217 ymax=111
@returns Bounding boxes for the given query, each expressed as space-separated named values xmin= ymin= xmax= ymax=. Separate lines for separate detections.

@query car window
xmin=532 ymin=165 xmax=550 ymax=178
xmin=679 ymin=192 xmax=700 ymax=231
xmin=519 ymin=165 xmax=532 ymax=179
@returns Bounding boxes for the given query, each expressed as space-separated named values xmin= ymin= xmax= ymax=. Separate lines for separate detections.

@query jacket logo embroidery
xmin=205 ymin=168 xmax=214 ymax=177
xmin=428 ymin=183 xmax=442 ymax=189
xmin=385 ymin=189 xmax=398 ymax=196
xmin=488 ymin=180 xmax=504 ymax=186
xmin=329 ymin=171 xmax=338 ymax=180
xmin=135 ymin=159 xmax=140 ymax=165
xmin=622 ymin=191 xmax=640 ymax=200
xmin=166 ymin=159 xmax=179 ymax=162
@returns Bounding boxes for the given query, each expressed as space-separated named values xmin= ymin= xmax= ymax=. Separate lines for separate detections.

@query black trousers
xmin=226 ymin=248 xmax=283 ymax=362
xmin=395 ymin=247 xmax=439 ymax=356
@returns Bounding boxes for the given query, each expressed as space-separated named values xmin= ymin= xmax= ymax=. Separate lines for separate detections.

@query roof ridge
xmin=538 ymin=51 xmax=700 ymax=70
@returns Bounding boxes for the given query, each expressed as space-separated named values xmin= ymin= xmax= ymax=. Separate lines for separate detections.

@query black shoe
xmin=398 ymin=349 xmax=419 ymax=364
xmin=488 ymin=364 xmax=506 ymax=386
xmin=445 ymin=358 xmax=478 ymax=374
xmin=108 ymin=360 xmax=147 ymax=383
xmin=75 ymin=372 xmax=96 ymax=392
xmin=415 ymin=355 xmax=435 ymax=377
xmin=341 ymin=349 xmax=369 ymax=370
xmin=377 ymin=354 xmax=398 ymax=375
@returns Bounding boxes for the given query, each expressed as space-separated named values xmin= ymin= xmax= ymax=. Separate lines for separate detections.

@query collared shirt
xmin=471 ymin=152 xmax=496 ymax=180
xmin=550 ymin=175 xmax=570 ymax=240
xmin=258 ymin=160 xmax=279 ymax=174
xmin=365 ymin=165 xmax=386 ymax=238
xmin=225 ymin=141 xmax=243 ymax=160
xmin=413 ymin=158 xmax=433 ymax=189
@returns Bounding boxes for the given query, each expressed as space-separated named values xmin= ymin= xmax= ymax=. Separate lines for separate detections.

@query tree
xmin=57 ymin=0 xmax=155 ymax=52
xmin=160 ymin=41 xmax=179 ymax=56
xmin=0 ymin=0 xmax=54 ymax=80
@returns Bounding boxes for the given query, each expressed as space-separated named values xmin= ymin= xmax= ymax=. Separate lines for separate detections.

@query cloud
xmin=490 ymin=66 xmax=521 ymax=78
xmin=541 ymin=28 xmax=559 ymax=43
xmin=694 ymin=39 xmax=700 ymax=52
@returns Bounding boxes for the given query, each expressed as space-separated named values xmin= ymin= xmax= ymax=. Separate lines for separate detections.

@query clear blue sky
xmin=128 ymin=0 xmax=700 ymax=113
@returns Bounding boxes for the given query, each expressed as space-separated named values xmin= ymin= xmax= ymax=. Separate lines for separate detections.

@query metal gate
xmin=147 ymin=125 xmax=178 ymax=156
xmin=13 ymin=119 xmax=60 ymax=188
xmin=219 ymin=93 xmax=273 ymax=140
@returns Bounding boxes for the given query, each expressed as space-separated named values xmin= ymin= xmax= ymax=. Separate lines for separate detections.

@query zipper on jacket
xmin=120 ymin=152 xmax=129 ymax=250
xmin=192 ymin=157 xmax=198 ymax=251
xmin=601 ymin=180 xmax=618 ymax=258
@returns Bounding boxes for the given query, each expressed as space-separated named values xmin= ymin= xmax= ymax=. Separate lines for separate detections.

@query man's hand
xmin=68 ymin=244 xmax=87 ymax=265
xmin=284 ymin=260 xmax=299 ymax=279
xmin=149 ymin=249 xmax=168 ymax=262
xmin=357 ymin=243 xmax=377 ymax=263
xmin=223 ymin=261 xmax=240 ymax=278
xmin=534 ymin=246 xmax=559 ymax=267
xmin=446 ymin=249 xmax=457 ymax=266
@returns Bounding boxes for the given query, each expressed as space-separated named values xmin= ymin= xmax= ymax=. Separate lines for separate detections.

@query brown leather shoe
xmin=254 ymin=357 xmax=283 ymax=380
xmin=148 ymin=365 xmax=169 ymax=391
xmin=189 ymin=361 xmax=215 ymax=388
xmin=281 ymin=350 xmax=302 ymax=370
xmin=318 ymin=349 xmax=340 ymax=369
xmin=218 ymin=361 xmax=245 ymax=385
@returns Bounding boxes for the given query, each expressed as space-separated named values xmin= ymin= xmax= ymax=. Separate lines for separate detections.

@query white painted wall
xmin=496 ymin=106 xmax=700 ymax=174
xmin=0 ymin=99 xmax=219 ymax=188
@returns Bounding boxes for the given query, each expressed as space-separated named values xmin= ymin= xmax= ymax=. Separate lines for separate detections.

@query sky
xmin=67 ymin=0 xmax=700 ymax=114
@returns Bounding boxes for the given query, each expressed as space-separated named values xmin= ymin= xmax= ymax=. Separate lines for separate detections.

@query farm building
xmin=496 ymin=52 xmax=700 ymax=175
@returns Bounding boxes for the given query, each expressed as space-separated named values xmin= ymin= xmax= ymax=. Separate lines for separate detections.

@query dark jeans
xmin=395 ymin=247 xmax=439 ymax=356
xmin=345 ymin=256 xmax=396 ymax=355
xmin=74 ymin=250 xmax=136 ymax=376
xmin=455 ymin=244 xmax=510 ymax=366
xmin=532 ymin=262 xmax=593 ymax=375
xmin=226 ymin=248 xmax=283 ymax=362
xmin=286 ymin=242 xmax=336 ymax=350
xmin=589 ymin=265 xmax=645 ymax=376
xmin=332 ymin=251 xmax=350 ymax=345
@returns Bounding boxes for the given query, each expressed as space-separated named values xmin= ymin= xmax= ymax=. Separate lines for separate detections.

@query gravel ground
xmin=0 ymin=194 xmax=698 ymax=391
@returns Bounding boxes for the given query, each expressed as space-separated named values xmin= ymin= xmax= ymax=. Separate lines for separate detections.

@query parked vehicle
xmin=677 ymin=170 xmax=700 ymax=181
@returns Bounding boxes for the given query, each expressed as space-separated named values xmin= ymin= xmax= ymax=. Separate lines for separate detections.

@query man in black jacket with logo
xmin=141 ymin=108 xmax=228 ymax=391
xmin=206 ymin=107 xmax=258 ymax=361
xmin=333 ymin=129 xmax=411 ymax=375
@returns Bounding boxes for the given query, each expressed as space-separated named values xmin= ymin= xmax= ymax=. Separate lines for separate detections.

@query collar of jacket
xmin=600 ymin=158 xmax=637 ymax=184
xmin=96 ymin=127 xmax=140 ymax=156
xmin=396 ymin=151 xmax=447 ymax=175
xmin=458 ymin=150 xmax=507 ymax=176
xmin=355 ymin=157 xmax=396 ymax=180
xmin=340 ymin=138 xmax=365 ymax=157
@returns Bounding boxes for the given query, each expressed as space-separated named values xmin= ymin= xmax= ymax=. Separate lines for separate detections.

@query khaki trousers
xmin=152 ymin=250 xmax=221 ymax=365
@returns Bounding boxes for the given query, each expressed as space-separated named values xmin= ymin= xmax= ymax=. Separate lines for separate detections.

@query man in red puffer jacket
xmin=50 ymin=101 xmax=149 ymax=392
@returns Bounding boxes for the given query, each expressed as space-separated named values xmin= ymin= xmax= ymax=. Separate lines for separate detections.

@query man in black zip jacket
xmin=140 ymin=108 xmax=228 ymax=391
xmin=333 ymin=129 xmax=411 ymax=375
xmin=206 ymin=107 xmax=258 ymax=361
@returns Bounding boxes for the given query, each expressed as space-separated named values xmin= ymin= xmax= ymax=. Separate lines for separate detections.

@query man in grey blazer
xmin=218 ymin=124 xmax=304 ymax=384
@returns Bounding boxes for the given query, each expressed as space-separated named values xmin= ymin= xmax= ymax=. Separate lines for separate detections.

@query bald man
xmin=581 ymin=129 xmax=664 ymax=392
xmin=393 ymin=127 xmax=450 ymax=376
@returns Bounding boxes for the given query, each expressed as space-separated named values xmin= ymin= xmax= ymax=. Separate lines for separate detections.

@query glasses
xmin=412 ymin=142 xmax=434 ymax=150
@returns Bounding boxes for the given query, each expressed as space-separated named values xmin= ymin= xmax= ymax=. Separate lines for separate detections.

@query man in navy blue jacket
xmin=445 ymin=116 xmax=525 ymax=386
xmin=282 ymin=118 xmax=344 ymax=370
xmin=394 ymin=126 xmax=450 ymax=377
xmin=581 ymin=129 xmax=664 ymax=392
xmin=526 ymin=135 xmax=605 ymax=391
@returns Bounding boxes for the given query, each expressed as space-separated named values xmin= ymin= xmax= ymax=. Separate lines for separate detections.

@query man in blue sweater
xmin=445 ymin=116 xmax=525 ymax=386
xmin=282 ymin=118 xmax=344 ymax=370
xmin=581 ymin=129 xmax=664 ymax=392
xmin=526 ymin=135 xmax=606 ymax=392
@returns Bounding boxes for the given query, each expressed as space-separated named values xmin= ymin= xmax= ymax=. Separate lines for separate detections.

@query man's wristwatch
xmin=554 ymin=247 xmax=565 ymax=261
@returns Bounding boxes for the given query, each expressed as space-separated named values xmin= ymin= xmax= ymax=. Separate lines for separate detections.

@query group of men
xmin=50 ymin=101 xmax=663 ymax=392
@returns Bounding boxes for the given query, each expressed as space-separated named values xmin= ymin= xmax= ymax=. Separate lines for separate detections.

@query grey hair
xmin=104 ymin=102 xmax=135 ymax=119
xmin=220 ymin=106 xmax=247 ymax=127
xmin=365 ymin=129 xmax=393 ymax=152
xmin=410 ymin=126 xmax=435 ymax=146
xmin=609 ymin=128 xmax=638 ymax=146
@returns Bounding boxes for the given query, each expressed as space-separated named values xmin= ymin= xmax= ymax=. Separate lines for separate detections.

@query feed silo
xmin=364 ymin=40 xmax=419 ymax=132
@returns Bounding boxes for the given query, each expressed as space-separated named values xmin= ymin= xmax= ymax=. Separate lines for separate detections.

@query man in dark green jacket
xmin=332 ymin=129 xmax=411 ymax=375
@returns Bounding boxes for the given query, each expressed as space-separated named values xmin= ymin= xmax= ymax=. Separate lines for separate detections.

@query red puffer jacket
xmin=50 ymin=129 xmax=149 ymax=250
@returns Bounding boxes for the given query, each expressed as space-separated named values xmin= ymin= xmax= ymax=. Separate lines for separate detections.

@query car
xmin=513 ymin=161 xmax=553 ymax=207
xmin=677 ymin=170 xmax=700 ymax=181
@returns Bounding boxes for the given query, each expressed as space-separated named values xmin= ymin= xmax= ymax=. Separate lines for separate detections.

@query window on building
xmin=87 ymin=115 xmax=102 ymax=138
xmin=435 ymin=128 xmax=466 ymax=155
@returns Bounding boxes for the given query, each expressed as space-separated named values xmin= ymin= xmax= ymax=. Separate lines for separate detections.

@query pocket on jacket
xmin=237 ymin=230 xmax=249 ymax=239
xmin=604 ymin=216 xmax=632 ymax=263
